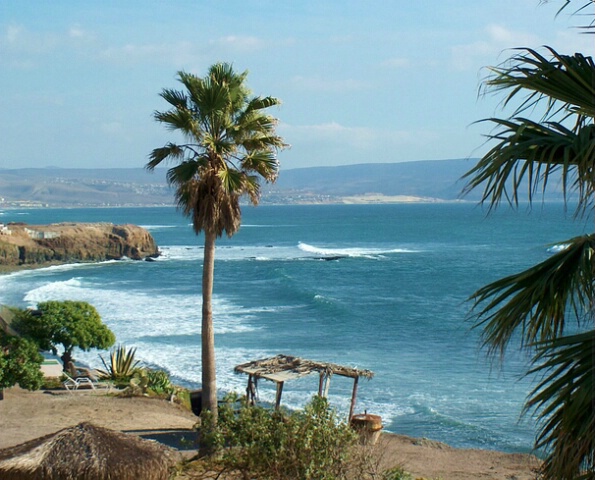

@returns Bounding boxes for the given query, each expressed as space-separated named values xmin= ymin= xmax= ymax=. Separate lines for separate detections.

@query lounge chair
xmin=62 ymin=372 xmax=113 ymax=392
xmin=63 ymin=372 xmax=96 ymax=391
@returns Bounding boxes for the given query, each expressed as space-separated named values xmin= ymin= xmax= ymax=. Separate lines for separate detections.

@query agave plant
xmin=128 ymin=368 xmax=150 ymax=396
xmin=97 ymin=345 xmax=140 ymax=384
xmin=146 ymin=369 xmax=175 ymax=397
xmin=125 ymin=368 xmax=176 ymax=400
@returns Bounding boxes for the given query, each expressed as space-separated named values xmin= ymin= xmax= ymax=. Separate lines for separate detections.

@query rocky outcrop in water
xmin=0 ymin=223 xmax=159 ymax=269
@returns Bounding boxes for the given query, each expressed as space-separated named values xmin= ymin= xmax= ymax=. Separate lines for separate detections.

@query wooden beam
xmin=318 ymin=372 xmax=324 ymax=396
xmin=275 ymin=381 xmax=284 ymax=409
xmin=348 ymin=376 xmax=359 ymax=420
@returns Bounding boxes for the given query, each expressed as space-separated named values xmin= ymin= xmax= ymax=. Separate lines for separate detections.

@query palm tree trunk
xmin=201 ymin=230 xmax=218 ymax=421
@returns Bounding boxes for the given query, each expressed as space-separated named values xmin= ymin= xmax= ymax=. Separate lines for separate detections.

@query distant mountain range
xmin=270 ymin=158 xmax=478 ymax=203
xmin=0 ymin=158 xmax=554 ymax=208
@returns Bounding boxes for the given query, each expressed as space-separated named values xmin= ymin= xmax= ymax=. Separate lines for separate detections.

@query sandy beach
xmin=0 ymin=387 xmax=541 ymax=479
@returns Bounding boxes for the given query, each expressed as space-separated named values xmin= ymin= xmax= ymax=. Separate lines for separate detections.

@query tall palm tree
xmin=147 ymin=63 xmax=286 ymax=420
xmin=463 ymin=3 xmax=594 ymax=478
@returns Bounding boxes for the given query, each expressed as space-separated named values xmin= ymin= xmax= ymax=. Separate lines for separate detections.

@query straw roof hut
xmin=235 ymin=354 xmax=374 ymax=419
xmin=0 ymin=422 xmax=179 ymax=480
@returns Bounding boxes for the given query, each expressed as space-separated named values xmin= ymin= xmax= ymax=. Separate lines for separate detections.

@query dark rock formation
xmin=0 ymin=223 xmax=159 ymax=268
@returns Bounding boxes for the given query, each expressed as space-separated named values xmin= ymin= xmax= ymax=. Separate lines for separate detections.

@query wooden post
xmin=348 ymin=376 xmax=359 ymax=421
xmin=323 ymin=373 xmax=332 ymax=397
xmin=275 ymin=381 xmax=284 ymax=409
xmin=318 ymin=373 xmax=324 ymax=396
xmin=246 ymin=375 xmax=257 ymax=405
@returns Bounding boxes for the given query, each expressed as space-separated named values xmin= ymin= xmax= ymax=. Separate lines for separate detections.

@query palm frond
xmin=240 ymin=151 xmax=280 ymax=182
xmin=166 ymin=158 xmax=205 ymax=186
xmin=463 ymin=46 xmax=595 ymax=210
xmin=240 ymin=113 xmax=281 ymax=137
xmin=159 ymin=88 xmax=188 ymax=109
xmin=243 ymin=175 xmax=261 ymax=205
xmin=553 ymin=0 xmax=595 ymax=33
xmin=153 ymin=108 xmax=199 ymax=137
xmin=524 ymin=330 xmax=595 ymax=479
xmin=176 ymin=70 xmax=208 ymax=116
xmin=199 ymin=81 xmax=231 ymax=120
xmin=245 ymin=95 xmax=282 ymax=113
xmin=217 ymin=167 xmax=245 ymax=194
xmin=146 ymin=143 xmax=185 ymax=170
xmin=485 ymin=47 xmax=595 ymax=119
xmin=208 ymin=63 xmax=249 ymax=110
xmin=462 ymin=118 xmax=595 ymax=209
xmin=470 ymin=234 xmax=595 ymax=356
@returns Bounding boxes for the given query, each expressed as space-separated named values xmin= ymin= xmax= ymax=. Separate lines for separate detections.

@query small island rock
xmin=0 ymin=222 xmax=159 ymax=269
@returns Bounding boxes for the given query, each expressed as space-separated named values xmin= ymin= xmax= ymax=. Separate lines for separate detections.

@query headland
xmin=0 ymin=222 xmax=159 ymax=272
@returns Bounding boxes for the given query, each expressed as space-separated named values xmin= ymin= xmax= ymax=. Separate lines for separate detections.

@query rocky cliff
xmin=0 ymin=223 xmax=159 ymax=269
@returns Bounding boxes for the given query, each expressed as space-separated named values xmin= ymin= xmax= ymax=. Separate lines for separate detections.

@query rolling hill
xmin=0 ymin=158 xmax=519 ymax=207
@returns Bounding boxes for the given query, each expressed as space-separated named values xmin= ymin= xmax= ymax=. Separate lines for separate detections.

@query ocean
xmin=0 ymin=202 xmax=588 ymax=454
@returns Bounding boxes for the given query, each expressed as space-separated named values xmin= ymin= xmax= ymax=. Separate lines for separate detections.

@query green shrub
xmin=0 ymin=331 xmax=44 ymax=392
xmin=41 ymin=377 xmax=64 ymax=390
xmin=173 ymin=386 xmax=192 ymax=410
xmin=381 ymin=466 xmax=414 ymax=480
xmin=201 ymin=395 xmax=358 ymax=480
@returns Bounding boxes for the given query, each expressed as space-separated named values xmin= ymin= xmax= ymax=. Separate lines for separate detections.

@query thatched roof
xmin=234 ymin=354 xmax=374 ymax=383
xmin=0 ymin=422 xmax=179 ymax=480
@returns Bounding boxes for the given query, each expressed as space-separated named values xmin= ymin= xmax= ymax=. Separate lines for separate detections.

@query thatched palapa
xmin=0 ymin=422 xmax=179 ymax=480
xmin=235 ymin=354 xmax=374 ymax=419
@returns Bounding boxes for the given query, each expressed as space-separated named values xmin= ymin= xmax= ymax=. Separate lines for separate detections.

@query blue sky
xmin=0 ymin=1 xmax=590 ymax=170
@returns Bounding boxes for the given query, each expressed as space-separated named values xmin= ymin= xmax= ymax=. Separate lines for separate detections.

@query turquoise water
xmin=0 ymin=203 xmax=588 ymax=453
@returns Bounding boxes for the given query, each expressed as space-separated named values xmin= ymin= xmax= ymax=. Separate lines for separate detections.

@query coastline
xmin=0 ymin=387 xmax=541 ymax=479
xmin=0 ymin=257 xmax=543 ymax=479
xmin=0 ymin=260 xmax=74 ymax=275
xmin=0 ymin=204 xmax=547 ymax=458
xmin=1 ymin=195 xmax=474 ymax=210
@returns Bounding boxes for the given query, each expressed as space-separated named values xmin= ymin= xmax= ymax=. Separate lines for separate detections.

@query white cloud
xmin=100 ymin=41 xmax=201 ymax=66
xmin=68 ymin=25 xmax=87 ymax=39
xmin=5 ymin=24 xmax=23 ymax=44
xmin=278 ymin=121 xmax=443 ymax=166
xmin=1 ymin=23 xmax=93 ymax=66
xmin=281 ymin=122 xmax=418 ymax=150
xmin=298 ymin=122 xmax=376 ymax=148
xmin=290 ymin=76 xmax=368 ymax=93
xmin=381 ymin=57 xmax=411 ymax=69
xmin=450 ymin=24 xmax=541 ymax=70
xmin=209 ymin=35 xmax=264 ymax=52
xmin=1 ymin=24 xmax=59 ymax=54
xmin=485 ymin=24 xmax=535 ymax=44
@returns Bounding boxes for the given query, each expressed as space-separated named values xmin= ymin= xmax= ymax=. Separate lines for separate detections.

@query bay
xmin=0 ymin=202 xmax=588 ymax=454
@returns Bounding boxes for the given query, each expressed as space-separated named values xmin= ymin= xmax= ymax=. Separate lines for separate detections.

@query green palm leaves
xmin=463 ymin=48 xmax=595 ymax=211
xmin=471 ymin=235 xmax=595 ymax=353
xmin=147 ymin=63 xmax=286 ymax=237
xmin=526 ymin=331 xmax=595 ymax=480
xmin=464 ymin=3 xmax=595 ymax=477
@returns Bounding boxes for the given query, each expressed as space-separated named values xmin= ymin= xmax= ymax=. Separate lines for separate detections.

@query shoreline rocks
xmin=0 ymin=222 xmax=159 ymax=269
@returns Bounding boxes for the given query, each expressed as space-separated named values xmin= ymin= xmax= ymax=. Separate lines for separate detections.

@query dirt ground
xmin=0 ymin=387 xmax=541 ymax=480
